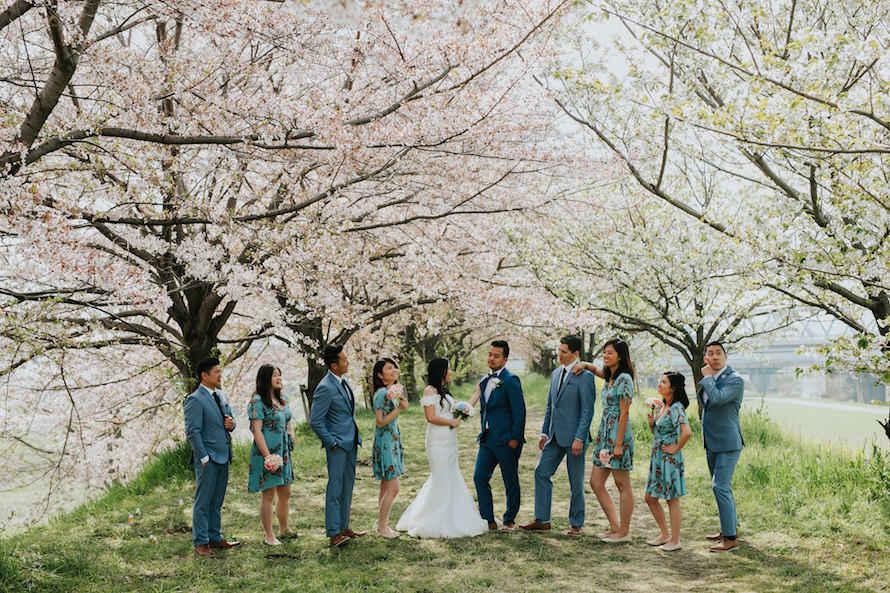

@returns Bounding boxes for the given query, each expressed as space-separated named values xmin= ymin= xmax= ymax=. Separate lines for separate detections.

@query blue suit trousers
xmin=474 ymin=441 xmax=522 ymax=524
xmin=192 ymin=460 xmax=229 ymax=547
xmin=324 ymin=446 xmax=357 ymax=537
xmin=706 ymin=449 xmax=741 ymax=537
xmin=534 ymin=439 xmax=587 ymax=527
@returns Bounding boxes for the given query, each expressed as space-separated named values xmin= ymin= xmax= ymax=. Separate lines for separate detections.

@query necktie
xmin=557 ymin=368 xmax=567 ymax=393
xmin=342 ymin=379 xmax=355 ymax=412
xmin=211 ymin=391 xmax=232 ymax=460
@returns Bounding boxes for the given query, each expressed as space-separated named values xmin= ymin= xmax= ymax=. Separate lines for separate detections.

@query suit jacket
xmin=309 ymin=371 xmax=361 ymax=451
xmin=184 ymin=384 xmax=235 ymax=465
xmin=477 ymin=368 xmax=526 ymax=446
xmin=697 ymin=364 xmax=744 ymax=452
xmin=541 ymin=366 xmax=596 ymax=448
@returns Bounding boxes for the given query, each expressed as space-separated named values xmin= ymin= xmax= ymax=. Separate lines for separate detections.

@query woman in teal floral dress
xmin=248 ymin=365 xmax=295 ymax=546
xmin=575 ymin=338 xmax=636 ymax=542
xmin=372 ymin=358 xmax=408 ymax=538
xmin=644 ymin=371 xmax=692 ymax=551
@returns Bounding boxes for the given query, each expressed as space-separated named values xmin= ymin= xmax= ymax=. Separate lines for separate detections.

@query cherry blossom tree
xmin=545 ymin=0 xmax=890 ymax=380
xmin=514 ymin=189 xmax=806 ymax=391
xmin=0 ymin=0 xmax=571 ymax=524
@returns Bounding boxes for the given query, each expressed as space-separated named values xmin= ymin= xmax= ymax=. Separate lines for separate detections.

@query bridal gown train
xmin=396 ymin=393 xmax=489 ymax=538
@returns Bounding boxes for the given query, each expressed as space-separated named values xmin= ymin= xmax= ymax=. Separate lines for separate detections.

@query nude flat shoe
xmin=597 ymin=531 xmax=615 ymax=540
xmin=604 ymin=534 xmax=632 ymax=543
xmin=658 ymin=541 xmax=682 ymax=551
xmin=646 ymin=536 xmax=669 ymax=546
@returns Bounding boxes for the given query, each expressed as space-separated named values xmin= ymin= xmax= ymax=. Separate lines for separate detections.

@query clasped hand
xmin=223 ymin=415 xmax=234 ymax=431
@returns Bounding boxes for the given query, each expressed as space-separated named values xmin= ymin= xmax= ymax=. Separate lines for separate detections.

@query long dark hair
xmin=664 ymin=372 xmax=689 ymax=409
xmin=427 ymin=357 xmax=451 ymax=408
xmin=602 ymin=338 xmax=635 ymax=383
xmin=256 ymin=364 xmax=282 ymax=409
xmin=372 ymin=358 xmax=399 ymax=393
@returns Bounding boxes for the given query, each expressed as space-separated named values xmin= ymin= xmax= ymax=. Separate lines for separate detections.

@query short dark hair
xmin=705 ymin=341 xmax=726 ymax=354
xmin=560 ymin=335 xmax=583 ymax=354
xmin=490 ymin=340 xmax=510 ymax=358
xmin=323 ymin=344 xmax=344 ymax=368
xmin=196 ymin=357 xmax=220 ymax=379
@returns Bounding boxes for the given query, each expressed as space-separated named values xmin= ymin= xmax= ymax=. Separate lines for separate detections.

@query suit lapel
xmin=555 ymin=370 xmax=574 ymax=404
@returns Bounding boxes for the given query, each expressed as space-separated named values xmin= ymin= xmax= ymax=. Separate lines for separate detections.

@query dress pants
xmin=706 ymin=449 xmax=741 ymax=537
xmin=474 ymin=441 xmax=522 ymax=524
xmin=324 ymin=445 xmax=357 ymax=537
xmin=192 ymin=460 xmax=229 ymax=547
xmin=534 ymin=439 xmax=587 ymax=527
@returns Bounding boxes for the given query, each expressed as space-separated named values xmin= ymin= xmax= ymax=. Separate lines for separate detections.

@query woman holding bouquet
xmin=248 ymin=365 xmax=295 ymax=546
xmin=396 ymin=358 xmax=489 ymax=538
xmin=372 ymin=358 xmax=409 ymax=538
xmin=644 ymin=371 xmax=691 ymax=551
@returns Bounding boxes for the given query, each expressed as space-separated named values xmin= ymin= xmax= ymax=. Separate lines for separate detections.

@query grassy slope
xmin=2 ymin=373 xmax=889 ymax=593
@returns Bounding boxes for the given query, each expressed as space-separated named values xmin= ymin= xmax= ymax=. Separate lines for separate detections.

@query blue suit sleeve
xmin=309 ymin=381 xmax=336 ymax=449
xmin=506 ymin=374 xmax=526 ymax=443
xmin=184 ymin=395 xmax=207 ymax=461
xmin=701 ymin=374 xmax=743 ymax=407
xmin=575 ymin=372 xmax=596 ymax=442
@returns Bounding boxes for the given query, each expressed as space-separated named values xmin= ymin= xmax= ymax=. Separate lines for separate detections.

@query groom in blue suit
xmin=521 ymin=335 xmax=596 ymax=535
xmin=697 ymin=341 xmax=744 ymax=552
xmin=309 ymin=344 xmax=364 ymax=547
xmin=473 ymin=340 xmax=526 ymax=531
xmin=184 ymin=357 xmax=240 ymax=556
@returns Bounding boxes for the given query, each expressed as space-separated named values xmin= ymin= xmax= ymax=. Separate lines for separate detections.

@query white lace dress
xmin=395 ymin=393 xmax=489 ymax=538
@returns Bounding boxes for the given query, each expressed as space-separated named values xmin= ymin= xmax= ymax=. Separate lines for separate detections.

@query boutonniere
xmin=492 ymin=378 xmax=504 ymax=390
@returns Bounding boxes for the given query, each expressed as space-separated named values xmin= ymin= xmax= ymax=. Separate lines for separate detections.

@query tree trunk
xmin=690 ymin=350 xmax=705 ymax=419
xmin=401 ymin=323 xmax=418 ymax=402
xmin=302 ymin=348 xmax=328 ymax=412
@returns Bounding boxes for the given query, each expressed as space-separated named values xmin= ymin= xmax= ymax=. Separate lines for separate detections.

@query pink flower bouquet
xmin=644 ymin=397 xmax=664 ymax=410
xmin=263 ymin=454 xmax=283 ymax=471
xmin=388 ymin=383 xmax=405 ymax=401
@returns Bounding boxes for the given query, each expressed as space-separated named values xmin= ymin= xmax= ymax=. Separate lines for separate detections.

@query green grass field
xmin=743 ymin=397 xmax=889 ymax=450
xmin=2 ymin=373 xmax=889 ymax=592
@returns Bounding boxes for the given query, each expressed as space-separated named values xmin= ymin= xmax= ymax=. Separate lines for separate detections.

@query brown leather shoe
xmin=194 ymin=544 xmax=215 ymax=557
xmin=519 ymin=520 xmax=551 ymax=531
xmin=330 ymin=533 xmax=350 ymax=547
xmin=341 ymin=529 xmax=367 ymax=538
xmin=209 ymin=539 xmax=241 ymax=549
xmin=566 ymin=526 xmax=582 ymax=536
xmin=705 ymin=532 xmax=722 ymax=541
xmin=501 ymin=522 xmax=515 ymax=532
xmin=709 ymin=539 xmax=739 ymax=552
xmin=488 ymin=522 xmax=499 ymax=531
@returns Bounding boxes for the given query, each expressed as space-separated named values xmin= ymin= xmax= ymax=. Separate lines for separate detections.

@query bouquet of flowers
xmin=644 ymin=397 xmax=664 ymax=411
xmin=598 ymin=448 xmax=612 ymax=465
xmin=388 ymin=383 xmax=405 ymax=401
xmin=263 ymin=453 xmax=283 ymax=472
xmin=451 ymin=401 xmax=474 ymax=429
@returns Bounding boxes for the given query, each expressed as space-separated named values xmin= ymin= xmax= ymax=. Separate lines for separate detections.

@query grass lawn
xmin=742 ymin=397 xmax=889 ymax=450
xmin=2 ymin=373 xmax=889 ymax=592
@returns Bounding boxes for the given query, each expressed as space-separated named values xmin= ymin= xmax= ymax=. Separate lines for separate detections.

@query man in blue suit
xmin=309 ymin=344 xmax=364 ymax=547
xmin=184 ymin=357 xmax=241 ymax=556
xmin=697 ymin=341 xmax=744 ymax=552
xmin=520 ymin=335 xmax=596 ymax=535
xmin=473 ymin=340 xmax=526 ymax=531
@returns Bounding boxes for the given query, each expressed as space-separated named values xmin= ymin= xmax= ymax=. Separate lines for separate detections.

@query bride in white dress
xmin=396 ymin=358 xmax=489 ymax=538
